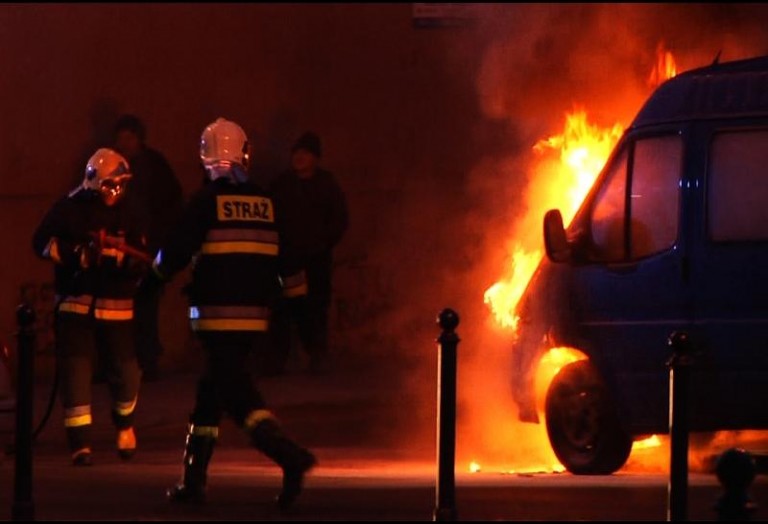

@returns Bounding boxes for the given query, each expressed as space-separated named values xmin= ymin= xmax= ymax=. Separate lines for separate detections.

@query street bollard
xmin=434 ymin=308 xmax=459 ymax=522
xmin=12 ymin=303 xmax=35 ymax=521
xmin=666 ymin=330 xmax=695 ymax=522
xmin=714 ymin=448 xmax=758 ymax=521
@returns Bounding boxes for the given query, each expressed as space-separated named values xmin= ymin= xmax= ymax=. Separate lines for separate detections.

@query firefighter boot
xmin=117 ymin=427 xmax=137 ymax=460
xmin=166 ymin=428 xmax=217 ymax=504
xmin=66 ymin=424 xmax=93 ymax=467
xmin=249 ymin=419 xmax=317 ymax=511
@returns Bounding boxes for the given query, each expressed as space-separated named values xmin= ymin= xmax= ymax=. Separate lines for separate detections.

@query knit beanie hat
xmin=291 ymin=131 xmax=322 ymax=157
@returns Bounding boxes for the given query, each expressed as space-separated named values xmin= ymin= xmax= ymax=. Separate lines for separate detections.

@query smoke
xmin=359 ymin=4 xmax=768 ymax=470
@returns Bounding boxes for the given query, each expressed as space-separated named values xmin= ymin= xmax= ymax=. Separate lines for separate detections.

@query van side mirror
xmin=543 ymin=209 xmax=571 ymax=263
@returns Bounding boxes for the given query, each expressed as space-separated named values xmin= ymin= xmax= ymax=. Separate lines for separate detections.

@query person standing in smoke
xmin=147 ymin=118 xmax=316 ymax=510
xmin=113 ymin=114 xmax=183 ymax=381
xmin=267 ymin=131 xmax=349 ymax=375
xmin=32 ymin=148 xmax=148 ymax=466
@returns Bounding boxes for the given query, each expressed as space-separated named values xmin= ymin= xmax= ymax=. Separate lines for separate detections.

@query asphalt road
xmin=1 ymin=363 xmax=767 ymax=521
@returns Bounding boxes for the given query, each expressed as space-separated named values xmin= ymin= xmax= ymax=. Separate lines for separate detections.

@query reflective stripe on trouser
xmin=189 ymin=305 xmax=270 ymax=332
xmin=189 ymin=423 xmax=219 ymax=439
xmin=112 ymin=396 xmax=138 ymax=430
xmin=64 ymin=405 xmax=92 ymax=453
xmin=243 ymin=409 xmax=276 ymax=431
xmin=94 ymin=298 xmax=134 ymax=321
xmin=201 ymin=228 xmax=279 ymax=256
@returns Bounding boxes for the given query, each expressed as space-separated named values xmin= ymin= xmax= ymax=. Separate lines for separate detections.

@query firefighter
xmin=149 ymin=118 xmax=316 ymax=510
xmin=32 ymin=148 xmax=149 ymax=466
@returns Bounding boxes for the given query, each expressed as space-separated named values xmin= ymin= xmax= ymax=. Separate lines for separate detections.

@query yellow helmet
xmin=83 ymin=148 xmax=132 ymax=206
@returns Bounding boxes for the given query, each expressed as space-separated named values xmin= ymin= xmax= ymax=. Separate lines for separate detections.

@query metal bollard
xmin=666 ymin=330 xmax=695 ymax=522
xmin=13 ymin=303 xmax=35 ymax=521
xmin=433 ymin=308 xmax=459 ymax=522
xmin=714 ymin=448 xmax=758 ymax=521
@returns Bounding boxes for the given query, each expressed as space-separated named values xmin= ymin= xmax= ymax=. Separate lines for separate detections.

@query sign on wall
xmin=412 ymin=3 xmax=477 ymax=28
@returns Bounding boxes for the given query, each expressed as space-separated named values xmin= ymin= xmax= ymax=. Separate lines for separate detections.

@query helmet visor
xmin=99 ymin=174 xmax=131 ymax=206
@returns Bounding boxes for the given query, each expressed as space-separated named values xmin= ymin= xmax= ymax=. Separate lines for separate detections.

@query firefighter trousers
xmin=190 ymin=332 xmax=268 ymax=428
xmin=55 ymin=312 xmax=141 ymax=453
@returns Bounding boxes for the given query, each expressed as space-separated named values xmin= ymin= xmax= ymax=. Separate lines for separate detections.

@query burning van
xmin=511 ymin=54 xmax=768 ymax=474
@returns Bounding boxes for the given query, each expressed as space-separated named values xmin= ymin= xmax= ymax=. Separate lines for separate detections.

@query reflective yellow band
xmin=94 ymin=309 xmax=133 ymax=321
xmin=283 ymin=282 xmax=308 ymax=298
xmin=243 ymin=409 xmax=275 ymax=430
xmin=95 ymin=298 xmax=134 ymax=309
xmin=114 ymin=397 xmax=137 ymax=416
xmin=190 ymin=319 xmax=269 ymax=331
xmin=201 ymin=241 xmax=278 ymax=256
xmin=65 ymin=414 xmax=93 ymax=427
xmin=59 ymin=302 xmax=91 ymax=315
xmin=206 ymin=228 xmax=279 ymax=243
xmin=189 ymin=305 xmax=269 ymax=319
xmin=190 ymin=425 xmax=219 ymax=438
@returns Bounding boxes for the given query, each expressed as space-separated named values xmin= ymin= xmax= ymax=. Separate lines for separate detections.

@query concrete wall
xmin=0 ymin=4 xmax=483 ymax=375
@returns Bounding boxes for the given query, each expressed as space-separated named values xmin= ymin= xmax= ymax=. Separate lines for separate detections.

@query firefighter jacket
xmin=32 ymin=188 xmax=150 ymax=321
xmin=152 ymin=177 xmax=307 ymax=333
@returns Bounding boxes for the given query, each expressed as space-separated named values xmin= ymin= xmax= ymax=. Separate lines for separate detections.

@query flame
xmin=483 ymin=108 xmax=623 ymax=332
xmin=633 ymin=434 xmax=662 ymax=451
xmin=471 ymin=45 xmax=686 ymax=477
xmin=648 ymin=42 xmax=678 ymax=88
xmin=534 ymin=346 xmax=588 ymax=409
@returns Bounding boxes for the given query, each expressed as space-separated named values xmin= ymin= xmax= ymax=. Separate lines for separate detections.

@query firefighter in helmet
xmin=32 ymin=147 xmax=150 ymax=466
xmin=149 ymin=118 xmax=316 ymax=510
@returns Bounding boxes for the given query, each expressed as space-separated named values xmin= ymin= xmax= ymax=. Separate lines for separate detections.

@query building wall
xmin=0 ymin=4 xmax=483 ymax=375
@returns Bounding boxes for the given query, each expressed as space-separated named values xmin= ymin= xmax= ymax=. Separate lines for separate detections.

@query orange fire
xmin=471 ymin=45 xmax=681 ymax=475
xmin=483 ymin=108 xmax=623 ymax=332
xmin=648 ymin=42 xmax=678 ymax=88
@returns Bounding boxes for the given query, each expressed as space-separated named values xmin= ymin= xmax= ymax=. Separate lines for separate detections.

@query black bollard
xmin=434 ymin=308 xmax=459 ymax=522
xmin=12 ymin=303 xmax=35 ymax=521
xmin=715 ymin=448 xmax=758 ymax=521
xmin=666 ymin=331 xmax=695 ymax=522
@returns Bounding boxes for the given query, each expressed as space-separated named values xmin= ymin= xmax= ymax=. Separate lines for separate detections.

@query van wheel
xmin=545 ymin=360 xmax=632 ymax=475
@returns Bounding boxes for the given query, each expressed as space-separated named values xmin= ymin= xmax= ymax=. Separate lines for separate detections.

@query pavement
xmin=2 ymin=353 xmax=768 ymax=521
xmin=0 ymin=351 xmax=444 ymax=520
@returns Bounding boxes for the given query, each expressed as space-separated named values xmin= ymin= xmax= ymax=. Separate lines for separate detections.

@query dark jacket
xmin=32 ymin=187 xmax=150 ymax=320
xmin=153 ymin=177 xmax=306 ymax=333
xmin=123 ymin=146 xmax=183 ymax=252
xmin=268 ymin=168 xmax=348 ymax=259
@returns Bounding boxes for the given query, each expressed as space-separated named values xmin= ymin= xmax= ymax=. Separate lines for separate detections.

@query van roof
xmin=631 ymin=54 xmax=768 ymax=128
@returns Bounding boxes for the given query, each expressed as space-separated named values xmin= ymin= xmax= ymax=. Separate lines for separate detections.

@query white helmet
xmin=83 ymin=148 xmax=132 ymax=206
xmin=200 ymin=118 xmax=250 ymax=183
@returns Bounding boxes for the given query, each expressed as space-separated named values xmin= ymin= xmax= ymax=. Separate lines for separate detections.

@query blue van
xmin=512 ymin=55 xmax=768 ymax=474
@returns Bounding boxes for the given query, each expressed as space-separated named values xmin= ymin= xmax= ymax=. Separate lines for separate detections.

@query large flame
xmin=483 ymin=108 xmax=623 ymax=331
xmin=470 ymin=45 xmax=682 ymax=475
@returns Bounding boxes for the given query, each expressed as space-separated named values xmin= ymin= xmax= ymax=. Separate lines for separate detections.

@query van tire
xmin=545 ymin=359 xmax=633 ymax=475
